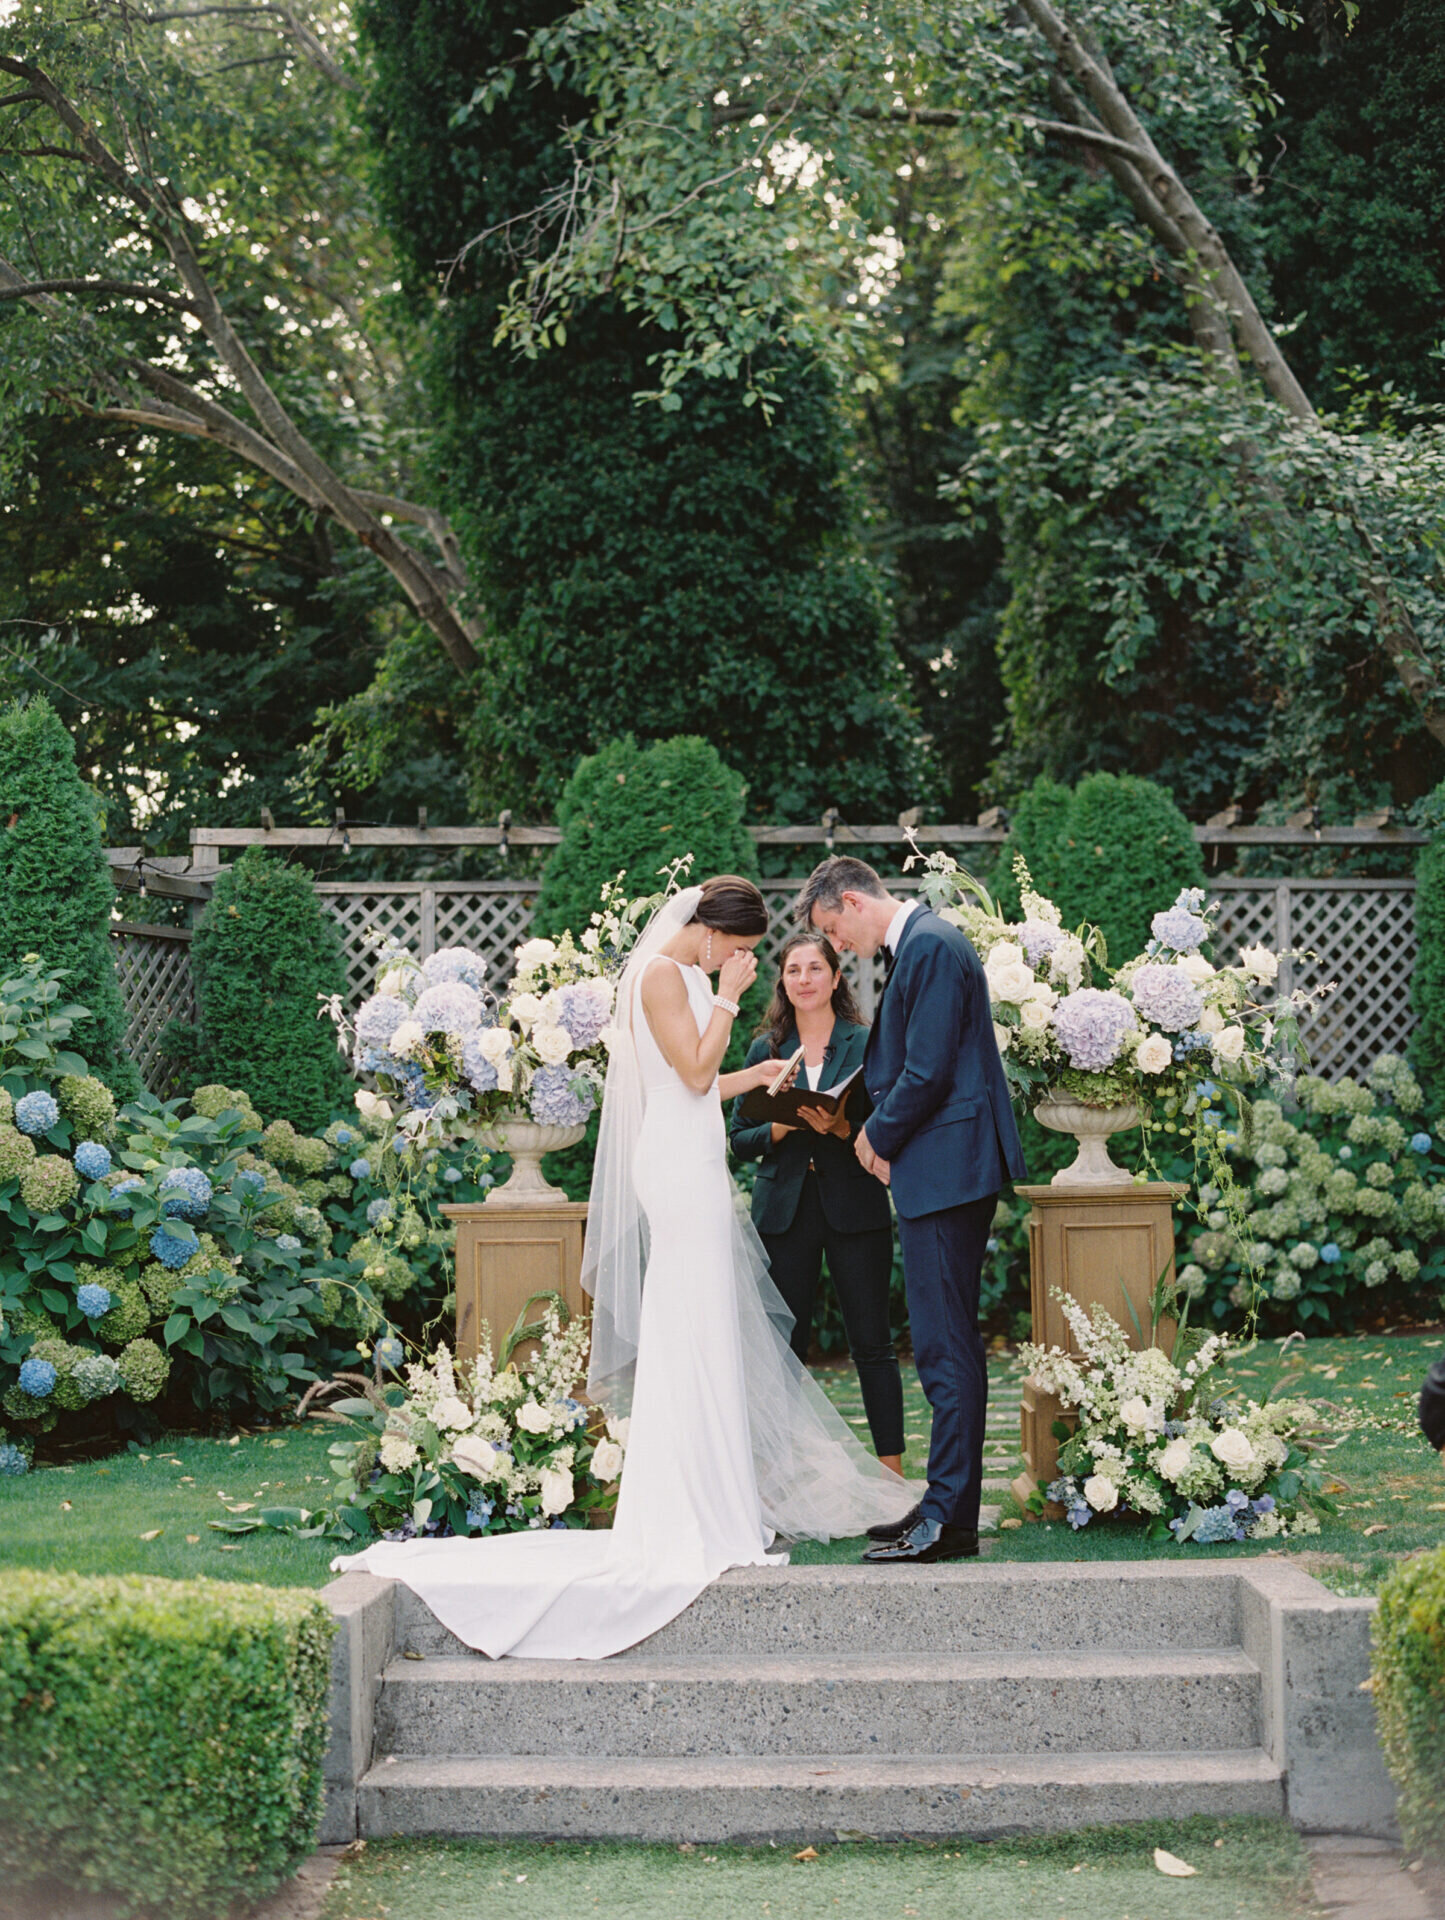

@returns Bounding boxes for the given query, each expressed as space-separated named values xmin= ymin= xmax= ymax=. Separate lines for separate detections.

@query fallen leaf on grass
xmin=185 ymin=1535 xmax=199 ymax=1544
xmin=1154 ymin=1849 xmax=1197 ymax=1877
xmin=217 ymin=1542 xmax=245 ymax=1552
xmin=794 ymin=1848 xmax=819 ymax=1862
xmin=1000 ymin=1517 xmax=1023 ymax=1530
xmin=1428 ymin=1503 xmax=1445 ymax=1512
xmin=1364 ymin=1524 xmax=1390 ymax=1536
xmin=220 ymin=1500 xmax=255 ymax=1513
xmin=139 ymin=1529 xmax=163 ymax=1541
xmin=59 ymin=1501 xmax=72 ymax=1512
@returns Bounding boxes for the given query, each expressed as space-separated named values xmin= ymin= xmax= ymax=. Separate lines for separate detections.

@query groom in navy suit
xmin=799 ymin=855 xmax=1026 ymax=1563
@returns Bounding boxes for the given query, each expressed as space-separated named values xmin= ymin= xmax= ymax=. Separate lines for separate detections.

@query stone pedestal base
xmin=1014 ymin=1181 xmax=1185 ymax=1503
xmin=443 ymin=1201 xmax=588 ymax=1372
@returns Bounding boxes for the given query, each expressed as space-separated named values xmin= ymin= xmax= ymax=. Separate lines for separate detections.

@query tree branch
xmin=0 ymin=276 xmax=198 ymax=312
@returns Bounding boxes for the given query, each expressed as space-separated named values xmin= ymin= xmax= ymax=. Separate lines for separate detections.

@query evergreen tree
xmin=0 ymin=698 xmax=139 ymax=1098
xmin=355 ymin=0 xmax=923 ymax=820
xmin=533 ymin=737 xmax=759 ymax=941
xmin=186 ymin=850 xmax=349 ymax=1131
xmin=1410 ymin=814 xmax=1445 ymax=1112
xmin=1052 ymin=774 xmax=1205 ymax=967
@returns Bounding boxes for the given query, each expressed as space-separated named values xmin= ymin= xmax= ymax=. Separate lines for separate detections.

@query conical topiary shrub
xmin=1052 ymin=772 xmax=1205 ymax=965
xmin=533 ymin=735 xmax=760 ymax=940
xmin=1409 ymin=805 xmax=1445 ymax=1114
xmin=187 ymin=848 xmax=349 ymax=1131
xmin=0 ymin=698 xmax=139 ymax=1097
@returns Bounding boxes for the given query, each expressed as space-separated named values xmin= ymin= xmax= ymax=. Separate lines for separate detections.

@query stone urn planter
xmin=470 ymin=1114 xmax=587 ymax=1207
xmin=1033 ymin=1094 xmax=1141 ymax=1187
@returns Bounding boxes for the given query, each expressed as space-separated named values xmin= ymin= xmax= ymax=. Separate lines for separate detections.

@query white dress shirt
xmin=884 ymin=898 xmax=920 ymax=954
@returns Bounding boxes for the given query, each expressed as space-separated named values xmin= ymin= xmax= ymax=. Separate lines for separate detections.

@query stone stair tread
xmin=380 ymin=1647 xmax=1258 ymax=1686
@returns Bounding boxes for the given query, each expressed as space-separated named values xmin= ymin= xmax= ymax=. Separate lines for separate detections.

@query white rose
xmin=1118 ymin=1395 xmax=1158 ymax=1435
xmin=1156 ymin=1437 xmax=1193 ymax=1483
xmin=985 ymin=940 xmax=1025 ymax=973
xmin=1020 ymin=998 xmax=1053 ymax=1030
xmin=598 ymin=1025 xmax=623 ymax=1054
xmin=590 ymin=1437 xmax=624 ymax=1482
xmin=993 ymin=1022 xmax=1012 ymax=1055
xmin=1176 ymin=953 xmax=1215 ymax=984
xmin=1135 ymin=1033 xmax=1173 ymax=1075
xmin=355 ymin=1089 xmax=393 ymax=1120
xmin=1210 ymin=1427 xmax=1255 ymax=1472
xmin=516 ymin=1399 xmax=552 ymax=1434
xmin=476 ymin=1026 xmax=513 ymax=1063
xmin=508 ymin=991 xmax=543 ymax=1028
xmin=377 ymin=967 xmax=416 ymax=999
xmin=1239 ymin=944 xmax=1279 ymax=983
xmin=1083 ymin=1474 xmax=1119 ymax=1513
xmin=391 ymin=1020 xmax=425 ymax=1060
xmin=539 ymin=1466 xmax=574 ymax=1516
xmin=450 ymin=1434 xmax=502 ymax=1479
xmin=432 ymin=1394 xmax=473 ymax=1432
xmin=1023 ymin=978 xmax=1057 ymax=1010
xmin=532 ymin=1023 xmax=574 ymax=1066
xmin=1196 ymin=1003 xmax=1225 ymax=1035
xmin=1212 ymin=1025 xmax=1247 ymax=1064
xmin=988 ymin=962 xmax=1037 ymax=1004
xmin=515 ymin=938 xmax=559 ymax=972
xmin=378 ymin=1433 xmax=418 ymax=1474
xmin=495 ymin=1061 xmax=514 ymax=1094
xmin=606 ymin=1416 xmax=631 ymax=1447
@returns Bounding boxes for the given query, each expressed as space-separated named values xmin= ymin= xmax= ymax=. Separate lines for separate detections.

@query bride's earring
xmin=705 ymin=930 xmax=714 ymax=969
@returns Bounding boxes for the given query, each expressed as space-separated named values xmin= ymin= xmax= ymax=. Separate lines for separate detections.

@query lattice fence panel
xmin=1211 ymin=885 xmax=1279 ymax=958
xmin=316 ymin=890 xmax=425 ymax=1000
xmin=110 ymin=927 xmax=195 ymax=1098
xmin=433 ymin=888 xmax=540 ymax=993
xmin=1285 ymin=884 xmax=1416 ymax=1081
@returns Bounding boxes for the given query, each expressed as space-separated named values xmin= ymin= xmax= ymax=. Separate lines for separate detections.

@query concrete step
xmin=357 ymin=1747 xmax=1285 ymax=1841
xmin=373 ymin=1648 xmax=1260 ymax=1759
xmin=392 ymin=1562 xmax=1246 ymax=1658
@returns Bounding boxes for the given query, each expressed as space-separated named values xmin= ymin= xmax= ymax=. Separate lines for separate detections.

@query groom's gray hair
xmin=795 ymin=855 xmax=890 ymax=924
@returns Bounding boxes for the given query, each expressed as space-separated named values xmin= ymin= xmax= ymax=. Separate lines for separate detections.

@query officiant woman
xmin=729 ymin=933 xmax=905 ymax=1474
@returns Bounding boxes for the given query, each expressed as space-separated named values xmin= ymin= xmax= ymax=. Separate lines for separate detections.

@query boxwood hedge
xmin=1372 ymin=1542 xmax=1445 ymax=1857
xmin=0 ymin=1571 xmax=333 ymax=1915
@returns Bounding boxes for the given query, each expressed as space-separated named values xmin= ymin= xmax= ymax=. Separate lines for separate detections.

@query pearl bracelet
xmin=714 ymin=995 xmax=741 ymax=1018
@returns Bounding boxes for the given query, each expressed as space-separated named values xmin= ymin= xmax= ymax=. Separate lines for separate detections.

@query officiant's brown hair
xmin=691 ymin=874 xmax=768 ymax=936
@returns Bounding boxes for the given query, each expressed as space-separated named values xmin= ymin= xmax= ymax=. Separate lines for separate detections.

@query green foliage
xmin=1411 ymin=814 xmax=1445 ymax=1111
xmin=354 ymin=0 xmax=923 ymax=820
xmin=1177 ymin=1059 xmax=1445 ymax=1332
xmin=0 ymin=1570 xmax=332 ymax=1916
xmin=1053 ymin=773 xmax=1204 ymax=964
xmin=186 ymin=849 xmax=349 ymax=1133
xmin=989 ymin=776 xmax=1074 ymax=919
xmin=533 ymin=737 xmax=759 ymax=940
xmin=1373 ymin=1544 xmax=1445 ymax=1859
xmin=0 ymin=699 xmax=138 ymax=1098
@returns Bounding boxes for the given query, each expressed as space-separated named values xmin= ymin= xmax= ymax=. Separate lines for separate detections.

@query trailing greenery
xmin=0 ymin=698 xmax=138 ymax=1099
xmin=1373 ymin=1543 xmax=1445 ymax=1859
xmin=0 ymin=1570 xmax=332 ymax=1916
xmin=182 ymin=849 xmax=349 ymax=1133
xmin=1411 ymin=806 xmax=1445 ymax=1112
xmin=533 ymin=737 xmax=759 ymax=940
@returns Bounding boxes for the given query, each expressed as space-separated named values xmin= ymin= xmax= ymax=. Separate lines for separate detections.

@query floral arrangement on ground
xmin=1024 ymin=1293 xmax=1333 ymax=1543
xmin=222 ymin=1296 xmax=625 ymax=1542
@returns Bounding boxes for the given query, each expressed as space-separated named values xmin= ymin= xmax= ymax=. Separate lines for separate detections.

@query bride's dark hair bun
xmin=692 ymin=874 xmax=768 ymax=936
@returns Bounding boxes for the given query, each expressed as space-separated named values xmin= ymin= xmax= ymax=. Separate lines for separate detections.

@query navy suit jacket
xmin=863 ymin=906 xmax=1027 ymax=1220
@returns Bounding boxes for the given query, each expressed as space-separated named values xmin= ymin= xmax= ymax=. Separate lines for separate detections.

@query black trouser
xmin=760 ymin=1170 xmax=905 ymax=1459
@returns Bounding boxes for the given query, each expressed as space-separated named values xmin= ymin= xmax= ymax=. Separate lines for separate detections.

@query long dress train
xmin=333 ymin=958 xmax=910 ymax=1660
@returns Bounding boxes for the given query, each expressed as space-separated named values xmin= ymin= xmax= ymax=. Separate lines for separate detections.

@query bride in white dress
xmin=334 ymin=876 xmax=912 ymax=1659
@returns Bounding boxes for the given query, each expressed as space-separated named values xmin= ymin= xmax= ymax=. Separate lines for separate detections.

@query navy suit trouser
xmin=898 ymin=1191 xmax=997 ymax=1531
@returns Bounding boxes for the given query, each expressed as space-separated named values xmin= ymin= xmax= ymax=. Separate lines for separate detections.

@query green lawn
xmin=320 ymin=1818 xmax=1317 ymax=1920
xmin=0 ymin=1329 xmax=1438 ymax=1589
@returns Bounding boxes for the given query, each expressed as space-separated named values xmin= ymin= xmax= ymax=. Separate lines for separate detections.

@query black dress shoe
xmin=865 ymin=1501 xmax=921 ymax=1542
xmin=861 ymin=1517 xmax=979 ymax=1564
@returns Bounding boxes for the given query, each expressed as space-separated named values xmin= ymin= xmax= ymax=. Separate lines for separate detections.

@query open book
xmin=739 ymin=1054 xmax=865 ymax=1127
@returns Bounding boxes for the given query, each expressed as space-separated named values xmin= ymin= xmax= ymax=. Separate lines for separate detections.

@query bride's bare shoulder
xmin=639 ymin=954 xmax=686 ymax=1005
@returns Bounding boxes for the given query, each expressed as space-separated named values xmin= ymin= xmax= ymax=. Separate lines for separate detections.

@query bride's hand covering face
xmin=718 ymin=945 xmax=758 ymax=1001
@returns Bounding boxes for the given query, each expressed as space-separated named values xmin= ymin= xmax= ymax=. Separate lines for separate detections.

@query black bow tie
xmin=882 ymin=944 xmax=896 ymax=981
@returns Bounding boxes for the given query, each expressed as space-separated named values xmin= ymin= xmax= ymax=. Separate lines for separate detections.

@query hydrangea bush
xmin=1024 ymin=1293 xmax=1331 ymax=1542
xmin=1177 ymin=1054 xmax=1445 ymax=1330
xmin=232 ymin=1299 xmax=626 ymax=1544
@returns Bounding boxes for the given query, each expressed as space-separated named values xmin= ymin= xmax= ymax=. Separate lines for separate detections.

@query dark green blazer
xmin=729 ymin=1019 xmax=892 ymax=1237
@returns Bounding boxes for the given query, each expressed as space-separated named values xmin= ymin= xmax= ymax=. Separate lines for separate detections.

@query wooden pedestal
xmin=443 ymin=1201 xmax=588 ymax=1372
xmin=1012 ymin=1181 xmax=1186 ymax=1509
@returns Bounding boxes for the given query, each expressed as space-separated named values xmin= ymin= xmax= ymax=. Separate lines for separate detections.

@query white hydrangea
xmin=379 ymin=1433 xmax=418 ymax=1474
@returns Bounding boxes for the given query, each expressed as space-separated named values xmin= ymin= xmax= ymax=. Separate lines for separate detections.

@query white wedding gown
xmin=334 ymin=958 xmax=912 ymax=1660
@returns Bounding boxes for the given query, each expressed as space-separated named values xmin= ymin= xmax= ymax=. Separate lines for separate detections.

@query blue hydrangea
xmin=76 ymin=1283 xmax=113 ymax=1319
xmin=1172 ymin=1029 xmax=1215 ymax=1060
xmin=73 ymin=1141 xmax=112 ymax=1180
xmin=276 ymin=1233 xmax=302 ymax=1253
xmin=0 ymin=1442 xmax=28 ymax=1475
xmin=159 ymin=1166 xmax=212 ymax=1221
xmin=1251 ymin=1494 xmax=1276 ymax=1516
xmin=14 ymin=1090 xmax=59 ymax=1136
xmin=348 ymin=1157 xmax=372 ymax=1181
xmin=466 ymin=1492 xmax=495 ymax=1529
xmin=374 ymin=1334 xmax=404 ymax=1371
xmin=396 ymin=1064 xmax=438 ymax=1112
xmin=367 ymin=1196 xmax=395 ymax=1227
xmin=1150 ymin=901 xmax=1209 ymax=952
xmin=108 ymin=1176 xmax=145 ymax=1202
xmin=1411 ymin=1132 xmax=1433 ymax=1154
xmin=423 ymin=945 xmax=488 ymax=992
xmin=234 ymin=1169 xmax=267 ymax=1198
xmin=412 ymin=981 xmax=485 ymax=1035
xmin=355 ymin=993 xmax=411 ymax=1051
xmin=461 ymin=1031 xmax=501 ymax=1093
xmin=334 ymin=1126 xmax=355 ymax=1147
xmin=1192 ymin=1503 xmax=1245 ymax=1544
xmin=443 ymin=1166 xmax=463 ymax=1183
xmin=1224 ymin=1488 xmax=1250 ymax=1514
xmin=1320 ymin=1243 xmax=1341 ymax=1263
xmin=528 ymin=1063 xmax=596 ymax=1128
xmin=17 ymin=1357 xmax=56 ymax=1398
xmin=1017 ymin=919 xmax=1062 ymax=968
xmin=1051 ymin=990 xmax=1137 ymax=1071
xmin=555 ymin=984 xmax=611 ymax=1049
xmin=1066 ymin=1503 xmax=1092 ymax=1530
xmin=1129 ymin=963 xmax=1205 ymax=1033
xmin=149 ymin=1225 xmax=197 ymax=1270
